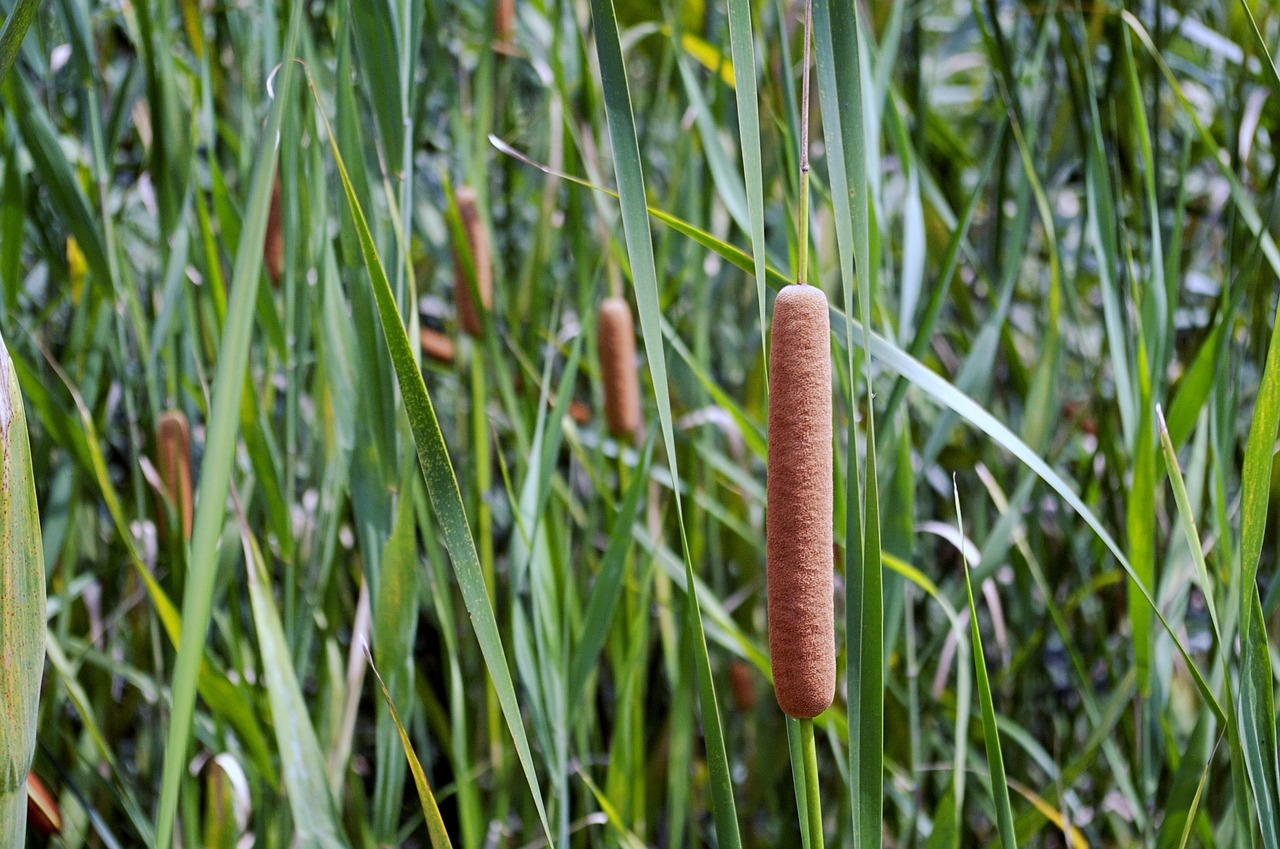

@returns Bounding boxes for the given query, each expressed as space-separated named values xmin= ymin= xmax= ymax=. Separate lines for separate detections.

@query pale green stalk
xmin=0 ymin=333 xmax=45 ymax=845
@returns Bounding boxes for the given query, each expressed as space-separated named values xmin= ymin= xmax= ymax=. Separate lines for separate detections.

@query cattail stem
xmin=766 ymin=284 xmax=834 ymax=719
xmin=797 ymin=0 xmax=813 ymax=287
xmin=800 ymin=719 xmax=824 ymax=849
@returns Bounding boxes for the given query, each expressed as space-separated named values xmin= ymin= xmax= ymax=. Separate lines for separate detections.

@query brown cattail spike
xmin=453 ymin=187 xmax=492 ymax=337
xmin=598 ymin=297 xmax=641 ymax=439
xmin=156 ymin=410 xmax=194 ymax=541
xmin=264 ymin=177 xmax=284 ymax=287
xmin=420 ymin=327 xmax=457 ymax=365
xmin=766 ymin=284 xmax=834 ymax=719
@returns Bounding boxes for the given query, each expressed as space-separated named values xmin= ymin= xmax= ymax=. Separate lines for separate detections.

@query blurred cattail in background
xmin=597 ymin=296 xmax=641 ymax=440
xmin=729 ymin=660 xmax=756 ymax=713
xmin=765 ymin=285 xmax=834 ymax=719
xmin=420 ymin=327 xmax=457 ymax=365
xmin=453 ymin=187 xmax=491 ymax=337
xmin=156 ymin=410 xmax=194 ymax=542
xmin=1 ymin=334 xmax=46 ymax=845
xmin=264 ymin=176 xmax=284 ymax=287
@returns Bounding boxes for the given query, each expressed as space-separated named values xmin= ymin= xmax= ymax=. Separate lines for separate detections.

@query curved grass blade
xmin=154 ymin=6 xmax=304 ymax=845
xmin=367 ymin=649 xmax=454 ymax=849
xmin=953 ymin=480 xmax=1017 ymax=849
xmin=724 ymin=0 xmax=770 ymax=380
xmin=584 ymin=2 xmax=742 ymax=845
xmin=304 ymin=67 xmax=554 ymax=845
xmin=0 ymin=333 xmax=44 ymax=846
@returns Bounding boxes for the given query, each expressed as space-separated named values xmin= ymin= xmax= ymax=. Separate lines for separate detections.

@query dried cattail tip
xmin=494 ymin=0 xmax=515 ymax=43
xmin=597 ymin=297 xmax=641 ymax=439
xmin=156 ymin=410 xmax=194 ymax=541
xmin=766 ymin=284 xmax=834 ymax=719
xmin=420 ymin=327 xmax=457 ymax=365
xmin=453 ymin=187 xmax=492 ymax=337
xmin=265 ymin=176 xmax=284 ymax=287
xmin=27 ymin=773 xmax=61 ymax=836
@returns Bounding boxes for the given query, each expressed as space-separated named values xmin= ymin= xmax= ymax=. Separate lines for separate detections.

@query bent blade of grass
xmin=953 ymin=481 xmax=1017 ymax=849
xmin=585 ymin=2 xmax=742 ymax=845
xmin=154 ymin=7 xmax=303 ymax=844
xmin=1156 ymin=405 xmax=1220 ymax=641
xmin=367 ymin=649 xmax=454 ymax=849
xmin=238 ymin=522 xmax=347 ymax=848
xmin=306 ymin=69 xmax=555 ymax=845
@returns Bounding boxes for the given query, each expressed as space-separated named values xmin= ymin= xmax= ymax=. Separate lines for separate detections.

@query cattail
xmin=569 ymin=399 xmax=592 ymax=426
xmin=597 ymin=297 xmax=641 ymax=439
xmin=156 ymin=410 xmax=194 ymax=541
xmin=729 ymin=660 xmax=756 ymax=712
xmin=420 ymin=327 xmax=457 ymax=365
xmin=495 ymin=0 xmax=515 ymax=43
xmin=453 ymin=187 xmax=492 ymax=337
xmin=1 ymin=334 xmax=46 ymax=845
xmin=766 ymin=284 xmax=834 ymax=719
xmin=264 ymin=176 xmax=284 ymax=287
xmin=26 ymin=773 xmax=61 ymax=837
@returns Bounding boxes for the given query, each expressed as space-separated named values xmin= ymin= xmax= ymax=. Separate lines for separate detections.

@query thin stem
xmin=801 ymin=718 xmax=824 ymax=849
xmin=797 ymin=0 xmax=813 ymax=286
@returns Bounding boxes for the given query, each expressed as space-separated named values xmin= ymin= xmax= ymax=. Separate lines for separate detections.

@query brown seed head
xmin=453 ymin=187 xmax=492 ymax=337
xmin=420 ymin=327 xmax=457 ymax=364
xmin=766 ymin=284 xmax=834 ymax=719
xmin=264 ymin=177 xmax=284 ymax=287
xmin=729 ymin=660 xmax=756 ymax=713
xmin=156 ymin=410 xmax=194 ymax=541
xmin=597 ymin=297 xmax=641 ymax=440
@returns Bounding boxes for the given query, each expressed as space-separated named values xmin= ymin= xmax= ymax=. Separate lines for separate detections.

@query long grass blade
xmin=154 ymin=6 xmax=304 ymax=844
xmin=584 ymin=2 xmax=742 ymax=845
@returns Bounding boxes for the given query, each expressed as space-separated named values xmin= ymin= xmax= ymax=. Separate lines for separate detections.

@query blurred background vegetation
xmin=3 ymin=0 xmax=1280 ymax=846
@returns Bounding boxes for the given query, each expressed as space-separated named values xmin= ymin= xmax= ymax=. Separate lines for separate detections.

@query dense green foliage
xmin=3 ymin=0 xmax=1280 ymax=846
